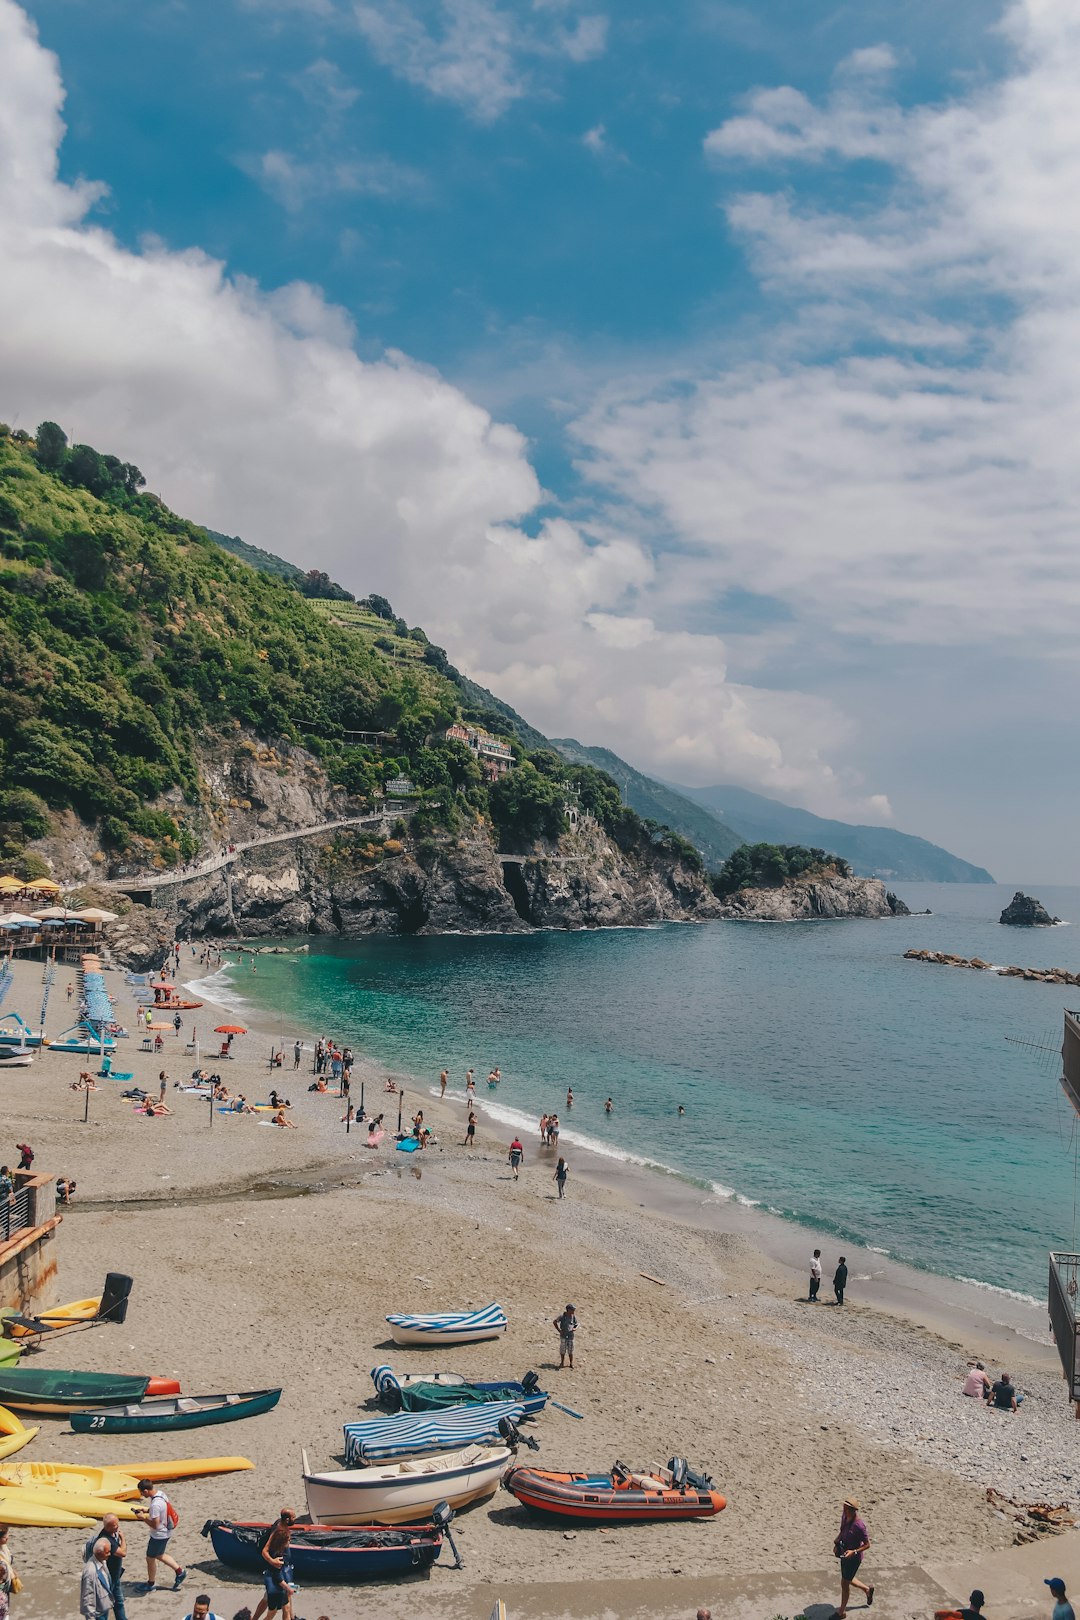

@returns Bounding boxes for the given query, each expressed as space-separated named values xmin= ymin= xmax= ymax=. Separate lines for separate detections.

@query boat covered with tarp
xmin=385 ymin=1304 xmax=507 ymax=1347
xmin=344 ymin=1401 xmax=525 ymax=1465
xmin=0 ymin=1369 xmax=179 ymax=1415
xmin=372 ymin=1365 xmax=547 ymax=1416
xmin=202 ymin=1518 xmax=443 ymax=1580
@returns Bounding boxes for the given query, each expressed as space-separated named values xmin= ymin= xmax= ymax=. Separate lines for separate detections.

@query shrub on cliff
xmin=713 ymin=842 xmax=850 ymax=897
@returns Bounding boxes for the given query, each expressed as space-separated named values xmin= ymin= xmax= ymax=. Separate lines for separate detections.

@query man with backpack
xmin=134 ymin=1479 xmax=186 ymax=1592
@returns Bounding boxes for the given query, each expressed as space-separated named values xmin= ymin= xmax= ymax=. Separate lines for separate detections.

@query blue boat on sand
xmin=201 ymin=1519 xmax=443 ymax=1581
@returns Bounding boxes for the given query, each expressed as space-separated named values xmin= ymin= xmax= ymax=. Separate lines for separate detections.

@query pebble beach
xmin=2 ymin=952 xmax=1079 ymax=1619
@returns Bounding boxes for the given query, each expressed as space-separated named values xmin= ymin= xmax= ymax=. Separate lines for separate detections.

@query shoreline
xmin=189 ymin=954 xmax=1056 ymax=1360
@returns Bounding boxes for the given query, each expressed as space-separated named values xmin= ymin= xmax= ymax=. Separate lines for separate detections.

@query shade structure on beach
xmin=22 ymin=878 xmax=61 ymax=893
xmin=0 ymin=877 xmax=23 ymax=893
xmin=41 ymin=918 xmax=86 ymax=928
xmin=214 ymin=1024 xmax=247 ymax=1035
xmin=1 ymin=915 xmax=39 ymax=928
xmin=75 ymin=908 xmax=118 ymax=925
xmin=31 ymin=906 xmax=69 ymax=920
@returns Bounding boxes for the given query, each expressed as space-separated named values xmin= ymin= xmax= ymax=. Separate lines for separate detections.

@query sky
xmin=1 ymin=0 xmax=1078 ymax=881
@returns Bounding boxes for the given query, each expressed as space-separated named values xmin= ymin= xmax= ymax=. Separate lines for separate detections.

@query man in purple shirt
xmin=833 ymin=1497 xmax=873 ymax=1617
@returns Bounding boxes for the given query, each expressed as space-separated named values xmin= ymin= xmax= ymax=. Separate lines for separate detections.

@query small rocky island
xmin=714 ymin=844 xmax=910 ymax=921
xmin=999 ymin=891 xmax=1061 ymax=926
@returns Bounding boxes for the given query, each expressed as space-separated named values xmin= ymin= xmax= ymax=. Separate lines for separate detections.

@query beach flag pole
xmin=397 ymin=1091 xmax=404 ymax=1137
xmin=83 ymin=1084 xmax=90 ymax=1124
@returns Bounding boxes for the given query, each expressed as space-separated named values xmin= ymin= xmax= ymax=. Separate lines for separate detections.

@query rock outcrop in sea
xmin=718 ymin=873 xmax=909 ymax=921
xmin=904 ymin=948 xmax=1079 ymax=985
xmin=999 ymin=890 xmax=1060 ymax=925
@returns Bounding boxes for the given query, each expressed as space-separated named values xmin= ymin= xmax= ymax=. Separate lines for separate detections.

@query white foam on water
xmin=954 ymin=1274 xmax=1043 ymax=1311
xmin=464 ymin=1091 xmax=687 ymax=1180
xmin=182 ymin=963 xmax=250 ymax=1014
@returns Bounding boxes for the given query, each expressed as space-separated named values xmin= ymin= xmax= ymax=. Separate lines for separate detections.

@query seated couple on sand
xmin=961 ymin=1363 xmax=1023 ymax=1411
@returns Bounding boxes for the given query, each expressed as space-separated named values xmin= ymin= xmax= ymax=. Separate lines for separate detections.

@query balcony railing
xmin=1049 ymin=1252 xmax=1080 ymax=1399
xmin=0 ymin=1184 xmax=34 ymax=1248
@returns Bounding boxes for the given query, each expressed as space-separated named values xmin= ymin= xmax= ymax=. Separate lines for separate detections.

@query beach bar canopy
xmin=0 ymin=876 xmax=24 ymax=893
xmin=76 ymin=908 xmax=118 ymax=924
xmin=1049 ymin=1011 xmax=1080 ymax=1404
xmin=23 ymin=878 xmax=62 ymax=893
xmin=0 ymin=914 xmax=39 ymax=928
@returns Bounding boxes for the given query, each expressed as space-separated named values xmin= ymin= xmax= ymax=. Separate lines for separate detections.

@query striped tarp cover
xmin=343 ymin=1399 xmax=524 ymax=1465
xmin=384 ymin=1303 xmax=507 ymax=1335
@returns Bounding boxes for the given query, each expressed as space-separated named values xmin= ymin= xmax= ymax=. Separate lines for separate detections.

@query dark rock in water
xmin=886 ymin=891 xmax=911 ymax=916
xmin=999 ymin=890 xmax=1060 ymax=926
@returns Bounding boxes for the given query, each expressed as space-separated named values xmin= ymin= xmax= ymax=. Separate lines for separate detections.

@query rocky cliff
xmin=718 ymin=873 xmax=909 ymax=921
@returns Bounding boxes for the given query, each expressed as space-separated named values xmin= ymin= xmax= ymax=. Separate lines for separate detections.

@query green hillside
xmin=551 ymin=738 xmax=744 ymax=867
xmin=0 ymin=422 xmax=686 ymax=875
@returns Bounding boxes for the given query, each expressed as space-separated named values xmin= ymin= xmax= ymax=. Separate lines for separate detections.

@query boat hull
xmin=385 ymin=1304 xmax=507 ymax=1347
xmin=70 ymin=1388 xmax=281 ymax=1434
xmin=205 ymin=1519 xmax=443 ymax=1581
xmin=305 ymin=1447 xmax=509 ymax=1525
xmin=504 ymin=1467 xmax=727 ymax=1523
xmin=388 ymin=1324 xmax=506 ymax=1347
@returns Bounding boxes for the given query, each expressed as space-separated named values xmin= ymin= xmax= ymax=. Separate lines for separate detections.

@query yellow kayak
xmin=0 ymin=1428 xmax=38 ymax=1462
xmin=0 ymin=1463 xmax=141 ymax=1499
xmin=0 ymin=1403 xmax=27 ymax=1437
xmin=0 ymin=1486 xmax=140 ymax=1520
xmin=109 ymin=1455 xmax=253 ymax=1482
xmin=0 ymin=1493 xmax=95 ymax=1528
xmin=6 ymin=1298 xmax=101 ymax=1339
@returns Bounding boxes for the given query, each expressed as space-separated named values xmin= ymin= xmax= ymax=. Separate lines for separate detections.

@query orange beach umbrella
xmin=214 ymin=1024 xmax=247 ymax=1035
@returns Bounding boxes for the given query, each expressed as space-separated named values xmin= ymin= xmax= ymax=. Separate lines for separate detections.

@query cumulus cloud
xmin=350 ymin=0 xmax=608 ymax=121
xmin=567 ymin=0 xmax=1080 ymax=657
xmin=0 ymin=0 xmax=878 ymax=821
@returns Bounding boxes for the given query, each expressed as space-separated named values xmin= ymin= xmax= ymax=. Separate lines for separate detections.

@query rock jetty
xmin=904 ymin=948 xmax=1080 ymax=986
xmin=999 ymin=890 xmax=1060 ymax=925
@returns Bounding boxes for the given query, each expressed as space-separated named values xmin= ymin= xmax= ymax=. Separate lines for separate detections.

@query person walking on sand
xmin=293 ymin=1041 xmax=302 ymax=1071
xmin=1045 ymin=1577 xmax=1076 ymax=1620
xmin=554 ymin=1303 xmax=577 ymax=1369
xmin=809 ymin=1249 xmax=822 ymax=1302
xmin=81 ymin=1537 xmax=114 ymax=1620
xmin=158 ymin=1071 xmax=168 ymax=1105
xmin=508 ymin=1137 xmax=524 ymax=1179
xmin=462 ymin=1111 xmax=477 ymax=1147
xmin=183 ymin=1596 xmax=225 ymax=1620
xmin=440 ymin=1069 xmax=448 ymax=1099
xmin=134 ymin=1480 xmax=186 ymax=1593
xmin=833 ymin=1256 xmax=848 ymax=1306
xmin=553 ymin=1156 xmax=568 ymax=1198
xmin=250 ymin=1508 xmax=296 ymax=1620
xmin=832 ymin=1497 xmax=873 ymax=1617
xmin=85 ymin=1513 xmax=127 ymax=1620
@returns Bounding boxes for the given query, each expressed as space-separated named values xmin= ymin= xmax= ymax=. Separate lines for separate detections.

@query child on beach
xmin=553 ymin=1157 xmax=568 ymax=1198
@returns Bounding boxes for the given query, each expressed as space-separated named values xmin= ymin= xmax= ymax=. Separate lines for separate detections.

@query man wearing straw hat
xmin=832 ymin=1496 xmax=873 ymax=1617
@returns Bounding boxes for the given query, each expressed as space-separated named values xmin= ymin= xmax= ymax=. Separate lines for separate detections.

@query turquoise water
xmin=200 ymin=883 xmax=1080 ymax=1302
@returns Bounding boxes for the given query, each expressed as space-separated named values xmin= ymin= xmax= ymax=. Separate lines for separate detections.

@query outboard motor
xmin=669 ymin=1456 xmax=688 ymax=1490
xmin=669 ymin=1458 xmax=713 ymax=1491
xmin=520 ymin=1370 xmax=539 ymax=1393
xmin=431 ymin=1500 xmax=464 ymax=1569
xmin=498 ymin=1416 xmax=538 ymax=1452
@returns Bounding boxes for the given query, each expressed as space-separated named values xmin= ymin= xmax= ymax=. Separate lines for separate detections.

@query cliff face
xmin=718 ymin=873 xmax=909 ymax=921
xmin=169 ymin=817 xmax=722 ymax=939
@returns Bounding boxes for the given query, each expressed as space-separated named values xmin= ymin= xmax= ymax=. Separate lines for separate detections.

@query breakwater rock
xmin=904 ymin=948 xmax=1080 ymax=986
xmin=1000 ymin=891 xmax=1061 ymax=926
xmin=720 ymin=875 xmax=909 ymax=921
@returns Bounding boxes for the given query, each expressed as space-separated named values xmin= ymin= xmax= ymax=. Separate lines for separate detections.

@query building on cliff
xmin=444 ymin=724 xmax=515 ymax=780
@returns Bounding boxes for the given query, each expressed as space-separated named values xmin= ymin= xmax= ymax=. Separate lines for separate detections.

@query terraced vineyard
xmin=307 ymin=599 xmax=427 ymax=655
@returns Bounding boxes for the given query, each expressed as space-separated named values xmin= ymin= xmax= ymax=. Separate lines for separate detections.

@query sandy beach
xmin=2 ymin=950 xmax=1078 ymax=1620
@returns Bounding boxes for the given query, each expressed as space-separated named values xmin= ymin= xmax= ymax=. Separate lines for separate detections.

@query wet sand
xmin=2 ymin=953 xmax=1078 ymax=1619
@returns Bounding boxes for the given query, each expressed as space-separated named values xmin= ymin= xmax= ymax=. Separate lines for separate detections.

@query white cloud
xmin=0 ymin=0 xmax=879 ymax=823
xmin=350 ymin=0 xmax=608 ymax=121
xmin=241 ymin=147 xmax=423 ymax=211
xmin=581 ymin=120 xmax=626 ymax=162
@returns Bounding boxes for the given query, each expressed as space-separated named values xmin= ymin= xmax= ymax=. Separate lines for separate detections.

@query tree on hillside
xmin=34 ymin=421 xmax=68 ymax=471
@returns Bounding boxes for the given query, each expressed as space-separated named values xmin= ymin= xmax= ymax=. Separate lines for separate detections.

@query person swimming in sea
xmin=677 ymin=1104 xmax=685 ymax=1115
xmin=604 ymin=1097 xmax=613 ymax=1114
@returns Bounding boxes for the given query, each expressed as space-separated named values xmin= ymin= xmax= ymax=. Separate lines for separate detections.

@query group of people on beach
xmin=961 ymin=1360 xmax=1023 ymax=1412
xmin=809 ymin=1248 xmax=849 ymax=1306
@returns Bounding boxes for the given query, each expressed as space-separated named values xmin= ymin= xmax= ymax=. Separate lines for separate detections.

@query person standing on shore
xmin=1045 ymin=1578 xmax=1076 ymax=1620
xmin=466 ymin=1072 xmax=476 ymax=1105
xmin=85 ymin=1513 xmax=127 ymax=1620
xmin=135 ymin=1480 xmax=185 ymax=1593
xmin=293 ymin=1041 xmax=302 ymax=1071
xmin=462 ymin=1111 xmax=477 ymax=1147
xmin=81 ymin=1538 xmax=114 ymax=1620
xmin=833 ymin=1257 xmax=848 ymax=1306
xmin=809 ymin=1249 xmax=822 ymax=1302
xmin=548 ymin=1114 xmax=560 ymax=1148
xmin=539 ymin=1113 xmax=548 ymax=1143
xmin=508 ymin=1137 xmax=524 ymax=1179
xmin=440 ymin=1070 xmax=448 ymax=1098
xmin=553 ymin=1156 xmax=568 ymax=1198
xmin=832 ymin=1497 xmax=873 ymax=1617
xmin=554 ymin=1303 xmax=577 ymax=1369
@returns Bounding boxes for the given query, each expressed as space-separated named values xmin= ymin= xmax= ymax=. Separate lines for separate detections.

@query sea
xmin=188 ymin=882 xmax=1080 ymax=1309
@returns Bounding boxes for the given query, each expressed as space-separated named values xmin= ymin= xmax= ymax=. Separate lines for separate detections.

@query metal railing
xmin=1049 ymin=1252 xmax=1080 ymax=1399
xmin=0 ymin=1184 xmax=34 ymax=1248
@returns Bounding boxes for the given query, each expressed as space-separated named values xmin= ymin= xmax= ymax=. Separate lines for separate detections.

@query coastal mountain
xmin=551 ymin=739 xmax=744 ymax=868
xmin=673 ymin=782 xmax=994 ymax=885
xmin=0 ymin=422 xmax=717 ymax=936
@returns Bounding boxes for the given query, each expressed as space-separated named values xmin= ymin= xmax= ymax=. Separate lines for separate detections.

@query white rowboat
xmin=302 ymin=1443 xmax=510 ymax=1524
xmin=385 ymin=1303 xmax=507 ymax=1347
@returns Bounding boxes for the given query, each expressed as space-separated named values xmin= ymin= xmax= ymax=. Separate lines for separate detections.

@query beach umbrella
xmin=0 ymin=876 xmax=23 ymax=893
xmin=214 ymin=1024 xmax=247 ymax=1034
xmin=74 ymin=908 xmax=118 ymax=924
xmin=2 ymin=914 xmax=39 ymax=927
xmin=23 ymin=877 xmax=62 ymax=893
xmin=31 ymin=906 xmax=68 ymax=920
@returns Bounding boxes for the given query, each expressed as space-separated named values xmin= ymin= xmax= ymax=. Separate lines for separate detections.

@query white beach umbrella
xmin=75 ymin=908 xmax=119 ymax=924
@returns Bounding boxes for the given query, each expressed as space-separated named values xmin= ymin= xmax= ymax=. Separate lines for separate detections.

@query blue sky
xmin=4 ymin=0 xmax=1079 ymax=880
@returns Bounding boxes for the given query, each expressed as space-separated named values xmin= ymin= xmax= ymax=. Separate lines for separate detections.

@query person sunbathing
xmin=272 ymin=1108 xmax=298 ymax=1129
xmin=143 ymin=1102 xmax=172 ymax=1116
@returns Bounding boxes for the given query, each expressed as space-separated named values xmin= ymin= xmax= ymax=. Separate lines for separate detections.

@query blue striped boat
xmin=343 ymin=1400 xmax=525 ymax=1465
xmin=385 ymin=1303 xmax=507 ymax=1347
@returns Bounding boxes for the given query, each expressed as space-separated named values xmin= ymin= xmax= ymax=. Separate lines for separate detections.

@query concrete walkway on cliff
xmin=101 ymin=811 xmax=395 ymax=892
